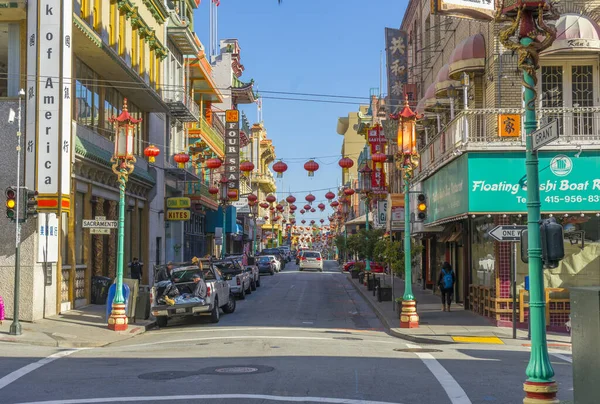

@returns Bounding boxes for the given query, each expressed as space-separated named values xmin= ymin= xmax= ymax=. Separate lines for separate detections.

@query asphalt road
xmin=0 ymin=260 xmax=574 ymax=404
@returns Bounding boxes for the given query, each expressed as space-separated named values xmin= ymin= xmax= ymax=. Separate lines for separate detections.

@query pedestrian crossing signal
xmin=5 ymin=186 xmax=17 ymax=220
xmin=416 ymin=193 xmax=427 ymax=220
xmin=24 ymin=188 xmax=38 ymax=219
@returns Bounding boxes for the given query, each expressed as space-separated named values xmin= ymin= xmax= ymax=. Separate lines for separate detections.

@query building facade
xmin=398 ymin=0 xmax=600 ymax=329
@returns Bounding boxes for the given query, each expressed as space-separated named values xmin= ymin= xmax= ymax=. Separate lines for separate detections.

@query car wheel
xmin=319 ymin=268 xmax=323 ymax=272
xmin=223 ymin=294 xmax=236 ymax=314
xmin=156 ymin=316 xmax=168 ymax=328
xmin=270 ymin=269 xmax=275 ymax=276
xmin=210 ymin=298 xmax=220 ymax=323
xmin=251 ymin=280 xmax=257 ymax=291
xmin=239 ymin=287 xmax=246 ymax=300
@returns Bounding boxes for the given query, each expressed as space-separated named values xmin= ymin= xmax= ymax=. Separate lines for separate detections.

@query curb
xmin=345 ymin=274 xmax=455 ymax=345
xmin=0 ymin=319 xmax=156 ymax=349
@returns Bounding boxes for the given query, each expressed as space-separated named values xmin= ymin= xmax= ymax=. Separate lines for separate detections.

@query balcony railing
xmin=163 ymin=88 xmax=200 ymax=122
xmin=199 ymin=115 xmax=225 ymax=155
xmin=417 ymin=107 xmax=600 ymax=180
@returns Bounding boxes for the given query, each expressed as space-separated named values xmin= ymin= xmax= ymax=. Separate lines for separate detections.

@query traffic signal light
xmin=416 ymin=193 xmax=427 ymax=220
xmin=520 ymin=218 xmax=565 ymax=268
xmin=5 ymin=186 xmax=17 ymax=220
xmin=24 ymin=188 xmax=38 ymax=219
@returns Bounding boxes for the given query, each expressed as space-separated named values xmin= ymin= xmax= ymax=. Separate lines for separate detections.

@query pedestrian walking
xmin=128 ymin=257 xmax=143 ymax=282
xmin=437 ymin=261 xmax=456 ymax=312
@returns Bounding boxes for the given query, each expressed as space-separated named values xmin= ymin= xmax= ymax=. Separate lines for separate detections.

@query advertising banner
xmin=225 ymin=110 xmax=240 ymax=201
xmin=468 ymin=151 xmax=600 ymax=213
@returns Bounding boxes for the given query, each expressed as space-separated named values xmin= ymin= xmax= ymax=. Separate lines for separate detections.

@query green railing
xmin=185 ymin=181 xmax=218 ymax=202
xmin=199 ymin=115 xmax=224 ymax=155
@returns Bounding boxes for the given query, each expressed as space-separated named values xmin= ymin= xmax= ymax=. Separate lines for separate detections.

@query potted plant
xmin=354 ymin=261 xmax=366 ymax=283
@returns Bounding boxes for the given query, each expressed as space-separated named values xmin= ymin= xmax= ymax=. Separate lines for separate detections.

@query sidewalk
xmin=346 ymin=270 xmax=571 ymax=348
xmin=0 ymin=304 xmax=155 ymax=348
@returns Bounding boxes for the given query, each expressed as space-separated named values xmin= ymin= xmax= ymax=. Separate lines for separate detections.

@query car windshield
xmin=258 ymin=257 xmax=271 ymax=263
xmin=304 ymin=252 xmax=320 ymax=258
xmin=214 ymin=261 xmax=237 ymax=271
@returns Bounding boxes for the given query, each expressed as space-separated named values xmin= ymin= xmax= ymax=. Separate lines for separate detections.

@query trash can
xmin=91 ymin=276 xmax=112 ymax=304
xmin=135 ymin=285 xmax=151 ymax=321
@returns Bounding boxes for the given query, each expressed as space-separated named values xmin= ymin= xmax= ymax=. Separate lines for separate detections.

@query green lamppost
xmin=359 ymin=165 xmax=372 ymax=271
xmin=219 ymin=176 xmax=231 ymax=259
xmin=108 ymin=99 xmax=141 ymax=331
xmin=248 ymin=193 xmax=258 ymax=256
xmin=392 ymin=95 xmax=420 ymax=328
xmin=497 ymin=3 xmax=559 ymax=402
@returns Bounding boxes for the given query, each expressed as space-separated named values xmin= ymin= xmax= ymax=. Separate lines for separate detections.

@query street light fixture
xmin=393 ymin=94 xmax=420 ymax=329
xmin=108 ymin=99 xmax=142 ymax=332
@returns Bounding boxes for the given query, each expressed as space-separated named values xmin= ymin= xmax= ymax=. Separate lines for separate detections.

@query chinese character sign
xmin=371 ymin=168 xmax=387 ymax=194
xmin=368 ymin=125 xmax=386 ymax=154
xmin=498 ymin=114 xmax=521 ymax=137
xmin=385 ymin=28 xmax=408 ymax=108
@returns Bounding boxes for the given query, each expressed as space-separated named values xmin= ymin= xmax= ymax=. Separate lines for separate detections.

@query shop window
xmin=470 ymin=217 xmax=496 ymax=287
xmin=75 ymin=192 xmax=85 ymax=265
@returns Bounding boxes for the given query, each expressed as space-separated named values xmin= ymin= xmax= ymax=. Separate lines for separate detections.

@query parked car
xmin=299 ymin=250 xmax=323 ymax=272
xmin=229 ymin=255 xmax=260 ymax=290
xmin=343 ymin=261 xmax=356 ymax=271
xmin=150 ymin=261 xmax=235 ymax=327
xmin=257 ymin=255 xmax=276 ymax=275
xmin=278 ymin=246 xmax=291 ymax=262
xmin=260 ymin=248 xmax=286 ymax=270
xmin=263 ymin=255 xmax=281 ymax=272
xmin=213 ymin=258 xmax=251 ymax=299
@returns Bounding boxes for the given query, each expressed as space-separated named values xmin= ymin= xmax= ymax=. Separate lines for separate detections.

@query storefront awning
xmin=449 ymin=34 xmax=485 ymax=79
xmin=435 ymin=64 xmax=460 ymax=97
xmin=541 ymin=14 xmax=600 ymax=55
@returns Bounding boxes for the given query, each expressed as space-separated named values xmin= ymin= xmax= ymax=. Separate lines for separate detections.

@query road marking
xmin=0 ymin=349 xmax=81 ymax=391
xmin=16 ymin=394 xmax=403 ymax=404
xmin=406 ymin=343 xmax=472 ymax=404
xmin=451 ymin=336 xmax=504 ymax=345
xmin=149 ymin=326 xmax=388 ymax=338
xmin=550 ymin=352 xmax=572 ymax=363
xmin=302 ymin=321 xmax=314 ymax=325
xmin=109 ymin=335 xmax=398 ymax=350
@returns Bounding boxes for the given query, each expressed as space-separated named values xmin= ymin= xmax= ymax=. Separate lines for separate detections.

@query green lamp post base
xmin=523 ymin=381 xmax=559 ymax=404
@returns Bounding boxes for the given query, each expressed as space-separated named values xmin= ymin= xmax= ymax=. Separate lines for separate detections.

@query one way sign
xmin=488 ymin=225 xmax=527 ymax=242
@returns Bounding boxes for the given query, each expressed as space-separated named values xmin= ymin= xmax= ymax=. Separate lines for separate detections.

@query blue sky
xmin=194 ymin=0 xmax=406 ymax=223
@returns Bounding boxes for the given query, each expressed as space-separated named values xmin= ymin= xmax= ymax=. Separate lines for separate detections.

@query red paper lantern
xmin=286 ymin=195 xmax=296 ymax=204
xmin=227 ymin=190 xmax=238 ymax=199
xmin=240 ymin=160 xmax=255 ymax=173
xmin=248 ymin=194 xmax=258 ymax=203
xmin=300 ymin=209 xmax=305 ymax=214
xmin=310 ymin=208 xmax=316 ymax=213
xmin=269 ymin=206 xmax=275 ymax=211
xmin=320 ymin=219 xmax=324 ymax=223
xmin=208 ymin=186 xmax=219 ymax=195
xmin=311 ymin=220 xmax=315 ymax=225
xmin=272 ymin=160 xmax=288 ymax=178
xmin=371 ymin=152 xmax=387 ymax=169
xmin=338 ymin=157 xmax=354 ymax=174
xmin=173 ymin=152 xmax=190 ymax=168
xmin=305 ymin=193 xmax=316 ymax=204
xmin=289 ymin=204 xmax=297 ymax=211
xmin=344 ymin=188 xmax=355 ymax=196
xmin=301 ymin=220 xmax=306 ymax=224
xmin=144 ymin=144 xmax=160 ymax=163
xmin=263 ymin=216 xmax=269 ymax=220
xmin=276 ymin=204 xmax=284 ymax=212
xmin=325 ymin=191 xmax=336 ymax=200
xmin=331 ymin=201 xmax=339 ymax=208
xmin=259 ymin=202 xmax=269 ymax=209
xmin=266 ymin=194 xmax=276 ymax=204
xmin=304 ymin=204 xmax=311 ymax=210
xmin=205 ymin=158 xmax=222 ymax=170
xmin=304 ymin=160 xmax=319 ymax=177
xmin=318 ymin=203 xmax=325 ymax=211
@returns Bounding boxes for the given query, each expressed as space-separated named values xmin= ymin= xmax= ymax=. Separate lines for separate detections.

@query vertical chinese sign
xmin=225 ymin=109 xmax=240 ymax=201
xmin=368 ymin=125 xmax=388 ymax=195
xmin=32 ymin=0 xmax=73 ymax=212
xmin=385 ymin=28 xmax=408 ymax=111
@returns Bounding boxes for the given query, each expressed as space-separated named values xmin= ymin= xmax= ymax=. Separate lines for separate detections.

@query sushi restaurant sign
xmin=468 ymin=152 xmax=600 ymax=212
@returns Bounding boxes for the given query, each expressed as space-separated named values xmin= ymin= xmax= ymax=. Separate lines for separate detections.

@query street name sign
xmin=488 ymin=225 xmax=527 ymax=242
xmin=531 ymin=120 xmax=559 ymax=151
xmin=83 ymin=218 xmax=118 ymax=228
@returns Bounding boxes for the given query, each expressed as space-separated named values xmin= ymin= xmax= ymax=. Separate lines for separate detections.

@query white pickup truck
xmin=229 ymin=255 xmax=261 ymax=290
xmin=151 ymin=260 xmax=236 ymax=327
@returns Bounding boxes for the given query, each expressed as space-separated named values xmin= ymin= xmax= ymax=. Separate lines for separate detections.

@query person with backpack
xmin=437 ymin=261 xmax=456 ymax=312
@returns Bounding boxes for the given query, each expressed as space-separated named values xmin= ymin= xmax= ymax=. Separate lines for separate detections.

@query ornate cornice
xmin=141 ymin=0 xmax=168 ymax=24
xmin=118 ymin=0 xmax=135 ymax=16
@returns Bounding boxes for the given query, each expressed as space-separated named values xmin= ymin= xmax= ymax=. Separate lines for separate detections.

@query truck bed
xmin=152 ymin=301 xmax=210 ymax=318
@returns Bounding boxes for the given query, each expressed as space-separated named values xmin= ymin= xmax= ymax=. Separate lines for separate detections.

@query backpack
xmin=442 ymin=269 xmax=453 ymax=290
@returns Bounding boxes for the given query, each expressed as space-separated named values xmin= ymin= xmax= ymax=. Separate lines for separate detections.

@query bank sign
xmin=422 ymin=151 xmax=600 ymax=224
